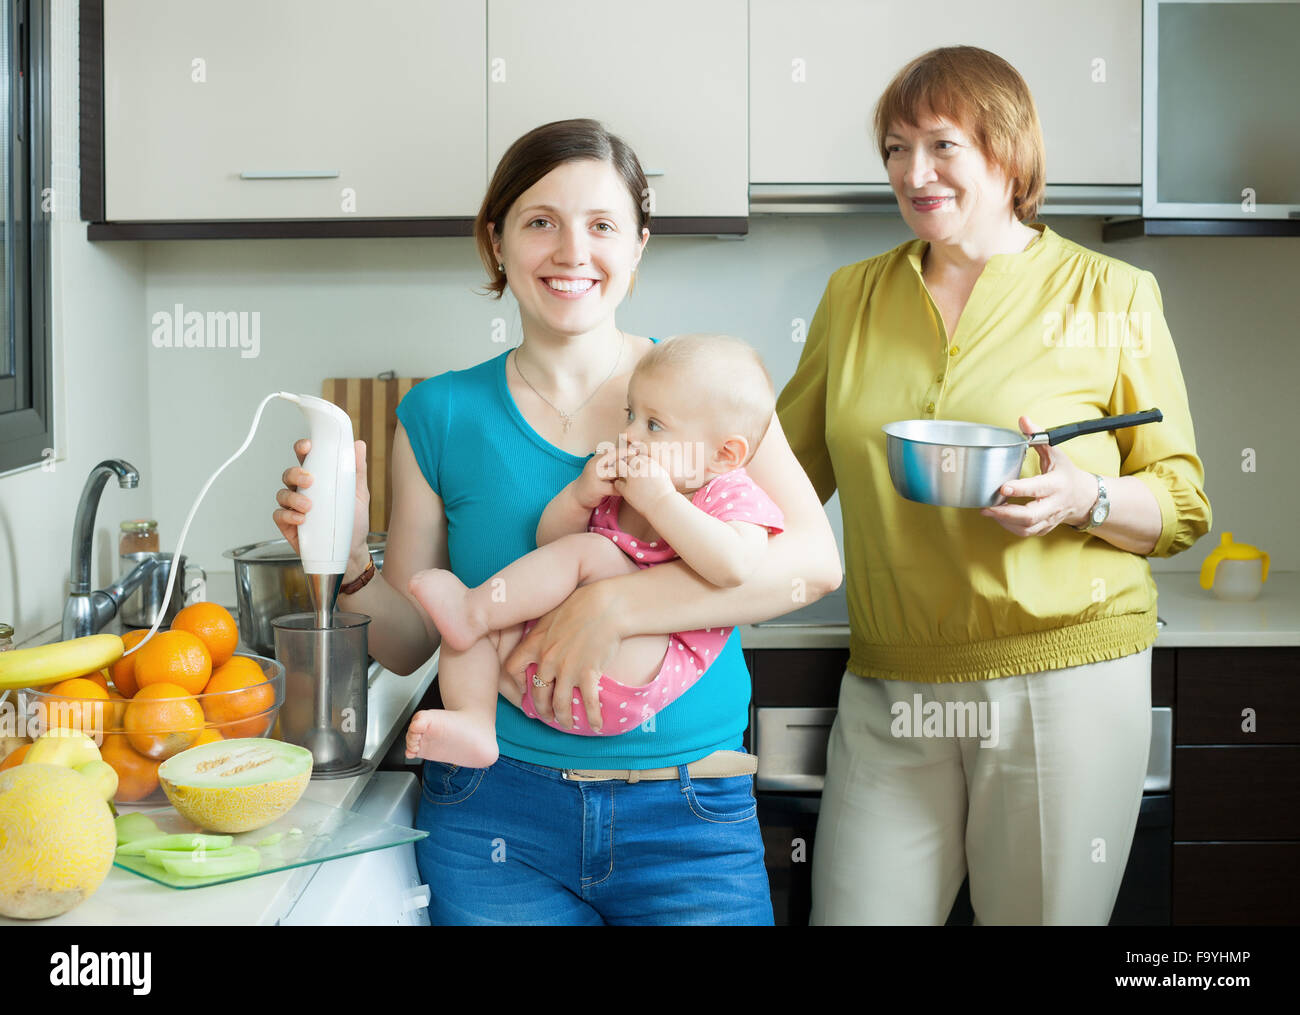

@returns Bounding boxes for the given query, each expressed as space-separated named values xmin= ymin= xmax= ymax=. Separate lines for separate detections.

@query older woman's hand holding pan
xmin=980 ymin=412 xmax=1165 ymax=542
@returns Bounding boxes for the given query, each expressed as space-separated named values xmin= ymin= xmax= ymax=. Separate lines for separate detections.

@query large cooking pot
xmin=882 ymin=409 xmax=1162 ymax=508
xmin=225 ymin=533 xmax=385 ymax=658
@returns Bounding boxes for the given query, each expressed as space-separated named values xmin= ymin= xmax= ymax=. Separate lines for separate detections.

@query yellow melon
xmin=0 ymin=764 xmax=116 ymax=919
xmin=157 ymin=738 xmax=312 ymax=834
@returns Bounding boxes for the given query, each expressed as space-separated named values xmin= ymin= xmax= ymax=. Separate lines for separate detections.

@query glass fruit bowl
xmin=21 ymin=653 xmax=285 ymax=805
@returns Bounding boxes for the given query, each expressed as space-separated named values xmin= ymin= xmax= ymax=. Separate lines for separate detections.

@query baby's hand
xmin=575 ymin=447 xmax=619 ymax=509
xmin=615 ymin=444 xmax=678 ymax=515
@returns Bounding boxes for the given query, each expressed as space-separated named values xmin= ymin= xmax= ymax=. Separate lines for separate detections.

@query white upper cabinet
xmin=486 ymin=0 xmax=748 ymax=220
xmin=103 ymin=0 xmax=486 ymax=220
xmin=750 ymin=0 xmax=1141 ymax=186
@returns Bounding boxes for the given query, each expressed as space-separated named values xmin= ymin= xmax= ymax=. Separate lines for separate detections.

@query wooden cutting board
xmin=321 ymin=376 xmax=425 ymax=533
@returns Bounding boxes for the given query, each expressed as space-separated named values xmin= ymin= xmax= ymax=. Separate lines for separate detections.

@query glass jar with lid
xmin=119 ymin=519 xmax=159 ymax=557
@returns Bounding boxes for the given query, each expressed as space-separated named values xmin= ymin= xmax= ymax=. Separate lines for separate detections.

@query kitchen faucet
xmin=61 ymin=459 xmax=161 ymax=640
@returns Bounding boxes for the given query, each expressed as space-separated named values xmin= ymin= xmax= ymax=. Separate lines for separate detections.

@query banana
xmin=25 ymin=729 xmax=103 ymax=769
xmin=0 ymin=634 xmax=123 ymax=690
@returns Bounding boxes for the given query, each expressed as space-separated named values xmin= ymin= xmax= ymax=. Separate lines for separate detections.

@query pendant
xmin=560 ymin=413 xmax=573 ymax=433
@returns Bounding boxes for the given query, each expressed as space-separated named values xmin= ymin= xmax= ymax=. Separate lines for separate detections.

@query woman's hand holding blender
xmin=273 ymin=438 xmax=372 ymax=581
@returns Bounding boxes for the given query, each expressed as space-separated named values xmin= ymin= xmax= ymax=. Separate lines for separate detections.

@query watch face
xmin=1092 ymin=502 xmax=1110 ymax=526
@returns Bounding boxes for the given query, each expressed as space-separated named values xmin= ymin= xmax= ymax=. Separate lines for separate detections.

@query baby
xmin=404 ymin=333 xmax=784 ymax=768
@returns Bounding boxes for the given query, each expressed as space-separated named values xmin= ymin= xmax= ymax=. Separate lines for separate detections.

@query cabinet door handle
xmin=402 ymin=884 xmax=431 ymax=913
xmin=239 ymin=170 xmax=341 ymax=180
xmin=643 ymin=169 xmax=665 ymax=177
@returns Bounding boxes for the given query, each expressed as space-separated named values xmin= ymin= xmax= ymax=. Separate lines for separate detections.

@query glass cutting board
xmin=113 ymin=796 xmax=427 ymax=890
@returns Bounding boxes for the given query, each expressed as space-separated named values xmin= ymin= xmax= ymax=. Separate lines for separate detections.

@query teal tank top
xmin=395 ymin=344 xmax=748 ymax=769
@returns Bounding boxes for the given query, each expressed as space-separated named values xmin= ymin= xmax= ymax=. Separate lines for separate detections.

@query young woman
xmin=274 ymin=119 xmax=842 ymax=925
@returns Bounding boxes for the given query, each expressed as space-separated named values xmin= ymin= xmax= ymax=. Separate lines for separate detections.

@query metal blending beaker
xmin=272 ymin=612 xmax=370 ymax=777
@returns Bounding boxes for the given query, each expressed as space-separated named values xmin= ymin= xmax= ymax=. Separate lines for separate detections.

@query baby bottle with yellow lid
xmin=1199 ymin=533 xmax=1270 ymax=601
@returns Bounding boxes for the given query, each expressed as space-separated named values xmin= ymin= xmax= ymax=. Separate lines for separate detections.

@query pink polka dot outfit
xmin=521 ymin=467 xmax=784 ymax=735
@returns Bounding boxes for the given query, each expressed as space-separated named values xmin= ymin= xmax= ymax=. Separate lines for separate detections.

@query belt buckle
xmin=561 ymin=768 xmax=634 ymax=783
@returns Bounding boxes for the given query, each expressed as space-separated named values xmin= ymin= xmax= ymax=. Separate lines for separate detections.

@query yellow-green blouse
xmin=778 ymin=223 xmax=1212 ymax=683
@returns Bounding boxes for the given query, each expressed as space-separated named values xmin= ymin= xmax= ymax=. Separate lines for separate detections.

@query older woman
xmin=777 ymin=47 xmax=1211 ymax=924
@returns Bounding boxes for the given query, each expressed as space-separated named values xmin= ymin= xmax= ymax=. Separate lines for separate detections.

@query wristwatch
xmin=1073 ymin=474 xmax=1110 ymax=532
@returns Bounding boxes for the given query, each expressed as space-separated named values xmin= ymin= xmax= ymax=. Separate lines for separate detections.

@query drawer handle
xmin=239 ymin=170 xmax=341 ymax=180
xmin=402 ymin=884 xmax=431 ymax=913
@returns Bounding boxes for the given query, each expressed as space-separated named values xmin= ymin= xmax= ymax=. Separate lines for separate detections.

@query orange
xmin=41 ymin=677 xmax=110 ymax=738
xmin=123 ymin=682 xmax=204 ymax=760
xmin=106 ymin=691 xmax=129 ymax=729
xmin=82 ymin=669 xmax=110 ymax=694
xmin=101 ymin=734 xmax=160 ymax=802
xmin=192 ymin=728 xmax=224 ymax=748
xmin=0 ymin=744 xmax=30 ymax=771
xmin=171 ymin=602 xmax=239 ymax=668
xmin=111 ymin=629 xmax=150 ymax=697
xmin=133 ymin=630 xmax=211 ymax=696
xmin=202 ymin=657 xmax=276 ymax=740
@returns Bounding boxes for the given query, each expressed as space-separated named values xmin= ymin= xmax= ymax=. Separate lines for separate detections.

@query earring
xmin=498 ymin=263 xmax=505 ymax=272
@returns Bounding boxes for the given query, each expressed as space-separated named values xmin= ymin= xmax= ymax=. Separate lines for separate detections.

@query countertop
xmin=0 ymin=653 xmax=437 ymax=927
xmin=739 ymin=572 xmax=1300 ymax=650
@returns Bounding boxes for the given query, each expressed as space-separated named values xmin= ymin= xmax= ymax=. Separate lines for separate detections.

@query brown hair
xmin=634 ymin=334 xmax=776 ymax=463
xmin=474 ymin=119 xmax=651 ymax=298
xmin=874 ymin=46 xmax=1046 ymax=222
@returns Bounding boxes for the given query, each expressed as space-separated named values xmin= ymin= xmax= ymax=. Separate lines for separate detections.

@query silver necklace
xmin=513 ymin=329 xmax=625 ymax=434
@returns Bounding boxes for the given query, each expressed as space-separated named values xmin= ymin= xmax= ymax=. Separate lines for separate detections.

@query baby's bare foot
xmin=404 ymin=708 xmax=499 ymax=768
xmin=408 ymin=569 xmax=482 ymax=652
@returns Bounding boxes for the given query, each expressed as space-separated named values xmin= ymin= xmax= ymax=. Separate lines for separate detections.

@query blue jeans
xmin=414 ymin=753 xmax=774 ymax=925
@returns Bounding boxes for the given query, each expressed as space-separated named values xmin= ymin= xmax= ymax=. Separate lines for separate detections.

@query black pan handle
xmin=1040 ymin=408 xmax=1163 ymax=446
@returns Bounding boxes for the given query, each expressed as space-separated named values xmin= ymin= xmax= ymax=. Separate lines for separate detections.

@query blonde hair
xmin=633 ymin=334 xmax=775 ymax=461
xmin=874 ymin=46 xmax=1047 ymax=222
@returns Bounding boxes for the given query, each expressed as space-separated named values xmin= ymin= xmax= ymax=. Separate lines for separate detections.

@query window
xmin=0 ymin=0 xmax=51 ymax=474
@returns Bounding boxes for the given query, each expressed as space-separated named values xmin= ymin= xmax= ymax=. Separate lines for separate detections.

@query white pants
xmin=809 ymin=648 xmax=1151 ymax=925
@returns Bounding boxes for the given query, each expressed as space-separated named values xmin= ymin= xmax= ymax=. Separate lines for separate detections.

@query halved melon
xmin=158 ymin=738 xmax=312 ymax=833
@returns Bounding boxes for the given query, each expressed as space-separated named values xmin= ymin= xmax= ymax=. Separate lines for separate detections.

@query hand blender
xmin=278 ymin=393 xmax=356 ymax=768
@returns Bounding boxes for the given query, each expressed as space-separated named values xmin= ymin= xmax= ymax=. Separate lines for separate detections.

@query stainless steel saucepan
xmin=882 ymin=408 xmax=1163 ymax=508
xmin=224 ymin=533 xmax=386 ymax=657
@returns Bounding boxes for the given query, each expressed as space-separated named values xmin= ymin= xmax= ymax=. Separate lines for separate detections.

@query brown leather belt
xmin=561 ymin=749 xmax=758 ymax=783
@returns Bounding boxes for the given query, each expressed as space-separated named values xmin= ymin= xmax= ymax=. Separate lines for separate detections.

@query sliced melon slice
xmin=154 ymin=845 xmax=260 ymax=878
xmin=158 ymin=738 xmax=312 ymax=833
xmin=116 ymin=833 xmax=234 ymax=856
xmin=114 ymin=813 xmax=161 ymax=845
xmin=143 ymin=845 xmax=248 ymax=868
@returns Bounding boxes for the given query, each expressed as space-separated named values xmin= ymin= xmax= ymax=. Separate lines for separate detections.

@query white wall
xmin=141 ymin=214 xmax=1297 ymax=583
xmin=0 ymin=0 xmax=149 ymax=644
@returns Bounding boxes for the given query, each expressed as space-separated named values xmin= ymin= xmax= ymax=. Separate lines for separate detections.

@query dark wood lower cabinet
xmin=1174 ymin=745 xmax=1300 ymax=840
xmin=1171 ymin=649 xmax=1300 ymax=925
xmin=1173 ymin=843 xmax=1300 ymax=925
